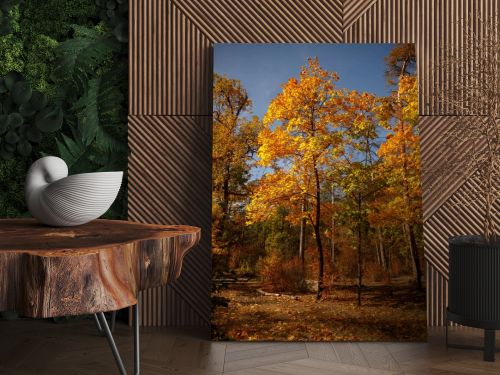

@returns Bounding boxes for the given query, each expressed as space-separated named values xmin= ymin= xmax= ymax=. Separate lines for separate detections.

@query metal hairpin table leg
xmin=94 ymin=304 xmax=140 ymax=375
xmin=94 ymin=311 xmax=117 ymax=336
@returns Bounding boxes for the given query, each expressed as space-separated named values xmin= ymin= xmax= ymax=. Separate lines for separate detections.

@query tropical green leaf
xmin=35 ymin=106 xmax=63 ymax=132
xmin=0 ymin=115 xmax=7 ymax=134
xmin=19 ymin=102 xmax=36 ymax=117
xmin=4 ymin=130 xmax=19 ymax=144
xmin=16 ymin=140 xmax=31 ymax=156
xmin=55 ymin=130 xmax=93 ymax=173
xmin=113 ymin=22 xmax=128 ymax=43
xmin=11 ymin=81 xmax=32 ymax=105
xmin=3 ymin=71 xmax=21 ymax=90
xmin=30 ymin=91 xmax=47 ymax=111
xmin=3 ymin=142 xmax=15 ymax=152
xmin=53 ymin=25 xmax=120 ymax=93
xmin=72 ymin=70 xmax=126 ymax=152
xmin=0 ymin=78 xmax=7 ymax=94
xmin=2 ymin=96 xmax=14 ymax=114
xmin=7 ymin=112 xmax=23 ymax=128
xmin=26 ymin=127 xmax=42 ymax=143
xmin=0 ymin=148 xmax=13 ymax=160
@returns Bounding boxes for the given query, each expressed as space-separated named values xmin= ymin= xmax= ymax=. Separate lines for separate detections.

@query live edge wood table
xmin=0 ymin=219 xmax=201 ymax=375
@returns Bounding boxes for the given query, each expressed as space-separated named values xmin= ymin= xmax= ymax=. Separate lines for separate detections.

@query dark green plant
xmin=51 ymin=24 xmax=128 ymax=218
xmin=20 ymin=0 xmax=98 ymax=40
xmin=0 ymin=0 xmax=23 ymax=36
xmin=0 ymin=71 xmax=62 ymax=159
xmin=0 ymin=0 xmax=128 ymax=221
xmin=96 ymin=0 xmax=128 ymax=42
xmin=52 ymin=25 xmax=127 ymax=170
xmin=52 ymin=25 xmax=121 ymax=94
xmin=0 ymin=157 xmax=30 ymax=217
xmin=0 ymin=3 xmax=23 ymax=76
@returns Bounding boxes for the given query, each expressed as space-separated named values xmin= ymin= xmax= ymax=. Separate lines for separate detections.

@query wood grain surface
xmin=0 ymin=219 xmax=200 ymax=318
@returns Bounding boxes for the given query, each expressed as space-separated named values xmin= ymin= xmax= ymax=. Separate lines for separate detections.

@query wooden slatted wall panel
xmin=128 ymin=115 xmax=212 ymax=326
xmin=426 ymin=262 xmax=447 ymax=327
xmin=343 ymin=0 xmax=418 ymax=43
xmin=129 ymin=0 xmax=213 ymax=116
xmin=129 ymin=0 xmax=499 ymax=327
xmin=418 ymin=0 xmax=500 ymax=116
xmin=172 ymin=0 xmax=343 ymax=43
xmin=418 ymin=1 xmax=499 ymax=324
xmin=129 ymin=0 xmax=213 ymax=326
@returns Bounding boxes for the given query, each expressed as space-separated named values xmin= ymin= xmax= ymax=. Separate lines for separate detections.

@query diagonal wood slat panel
xmin=424 ymin=175 xmax=499 ymax=325
xmin=420 ymin=116 xmax=472 ymax=221
xmin=136 ymin=285 xmax=208 ymax=326
xmin=172 ymin=0 xmax=343 ymax=43
xmin=343 ymin=0 xmax=418 ymax=43
xmin=128 ymin=115 xmax=212 ymax=326
xmin=424 ymin=174 xmax=500 ymax=278
xmin=420 ymin=115 xmax=499 ymax=287
xmin=343 ymin=0 xmax=379 ymax=31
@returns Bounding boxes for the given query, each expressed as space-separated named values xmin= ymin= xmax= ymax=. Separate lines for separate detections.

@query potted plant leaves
xmin=431 ymin=15 xmax=500 ymax=361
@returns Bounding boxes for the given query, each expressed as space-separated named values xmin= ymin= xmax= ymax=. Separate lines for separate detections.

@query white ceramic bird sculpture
xmin=25 ymin=156 xmax=123 ymax=226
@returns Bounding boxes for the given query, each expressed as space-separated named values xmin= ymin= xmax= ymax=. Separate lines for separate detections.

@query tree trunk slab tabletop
xmin=0 ymin=219 xmax=201 ymax=318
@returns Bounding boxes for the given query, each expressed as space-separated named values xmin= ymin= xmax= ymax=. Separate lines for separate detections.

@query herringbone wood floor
xmin=1 ymin=319 xmax=499 ymax=374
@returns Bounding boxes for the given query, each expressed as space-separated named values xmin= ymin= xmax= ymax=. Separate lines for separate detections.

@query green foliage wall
xmin=0 ymin=0 xmax=128 ymax=218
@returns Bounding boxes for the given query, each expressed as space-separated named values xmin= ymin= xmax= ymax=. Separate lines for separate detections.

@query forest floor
xmin=212 ymin=278 xmax=426 ymax=341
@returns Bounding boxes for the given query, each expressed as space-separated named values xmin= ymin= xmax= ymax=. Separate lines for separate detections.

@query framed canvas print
xmin=211 ymin=43 xmax=426 ymax=341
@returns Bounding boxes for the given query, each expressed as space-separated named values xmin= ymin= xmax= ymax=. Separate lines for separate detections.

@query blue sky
xmin=214 ymin=44 xmax=396 ymax=119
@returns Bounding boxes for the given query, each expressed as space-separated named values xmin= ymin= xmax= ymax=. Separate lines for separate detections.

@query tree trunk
xmin=331 ymin=184 xmax=335 ymax=265
xmin=299 ymin=197 xmax=307 ymax=265
xmin=397 ymin=114 xmax=423 ymax=291
xmin=222 ymin=175 xmax=230 ymax=219
xmin=356 ymin=194 xmax=362 ymax=306
xmin=376 ymin=227 xmax=386 ymax=270
xmin=387 ymin=245 xmax=393 ymax=296
xmin=405 ymin=222 xmax=423 ymax=291
xmin=219 ymin=172 xmax=230 ymax=238
xmin=313 ymin=167 xmax=324 ymax=300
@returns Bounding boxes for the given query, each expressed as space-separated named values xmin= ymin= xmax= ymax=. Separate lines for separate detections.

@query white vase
xmin=25 ymin=156 xmax=123 ymax=227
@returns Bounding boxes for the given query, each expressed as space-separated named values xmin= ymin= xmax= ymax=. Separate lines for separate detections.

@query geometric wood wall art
xmin=129 ymin=0 xmax=500 ymax=327
xmin=128 ymin=114 xmax=212 ymax=326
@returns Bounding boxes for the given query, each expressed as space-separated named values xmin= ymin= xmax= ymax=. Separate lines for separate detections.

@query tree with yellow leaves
xmin=376 ymin=74 xmax=422 ymax=290
xmin=247 ymin=58 xmax=343 ymax=299
xmin=213 ymin=74 xmax=260 ymax=245
xmin=336 ymin=89 xmax=382 ymax=305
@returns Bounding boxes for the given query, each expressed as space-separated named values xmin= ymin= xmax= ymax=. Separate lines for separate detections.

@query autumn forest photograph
xmin=211 ymin=44 xmax=426 ymax=342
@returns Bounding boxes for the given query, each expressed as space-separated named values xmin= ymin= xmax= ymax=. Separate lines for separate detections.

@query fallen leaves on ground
xmin=212 ymin=281 xmax=426 ymax=342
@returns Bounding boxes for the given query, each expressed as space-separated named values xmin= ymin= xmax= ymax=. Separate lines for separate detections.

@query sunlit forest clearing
xmin=212 ymin=45 xmax=426 ymax=341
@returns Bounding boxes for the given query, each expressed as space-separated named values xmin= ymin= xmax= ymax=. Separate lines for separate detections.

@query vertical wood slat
xmin=418 ymin=0 xmax=500 ymax=116
xmin=427 ymin=261 xmax=448 ymax=326
xmin=129 ymin=0 xmax=213 ymax=116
